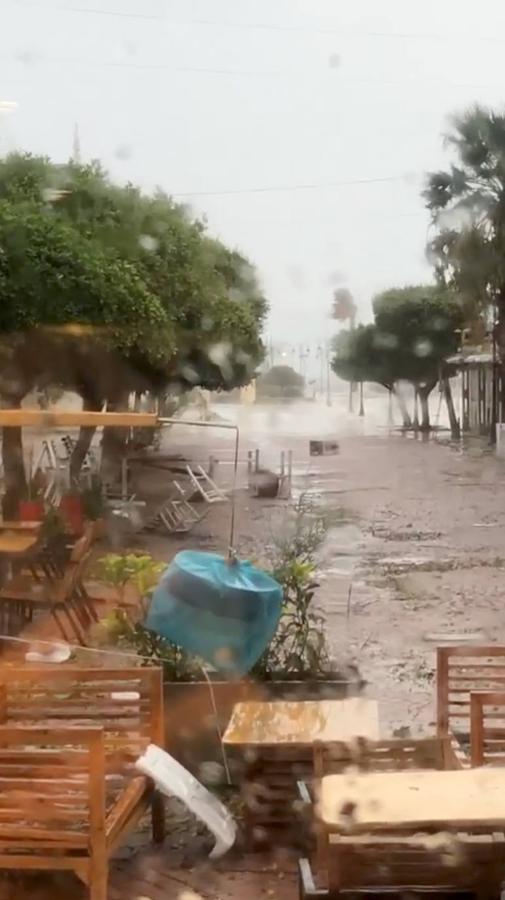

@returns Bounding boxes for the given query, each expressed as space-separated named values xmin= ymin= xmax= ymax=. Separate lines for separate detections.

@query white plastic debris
xmin=135 ymin=744 xmax=236 ymax=859
xmin=25 ymin=643 xmax=71 ymax=664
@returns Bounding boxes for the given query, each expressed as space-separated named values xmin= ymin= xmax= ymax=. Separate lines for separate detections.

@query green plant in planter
xmin=96 ymin=552 xmax=165 ymax=610
xmin=96 ymin=609 xmax=200 ymax=682
xmin=251 ymin=502 xmax=331 ymax=681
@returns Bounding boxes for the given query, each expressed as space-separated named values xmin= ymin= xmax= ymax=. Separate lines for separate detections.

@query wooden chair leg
xmin=151 ymin=792 xmax=165 ymax=844
xmin=90 ymin=859 xmax=108 ymax=900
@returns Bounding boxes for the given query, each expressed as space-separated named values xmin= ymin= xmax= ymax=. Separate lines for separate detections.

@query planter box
xmin=163 ymin=677 xmax=360 ymax=775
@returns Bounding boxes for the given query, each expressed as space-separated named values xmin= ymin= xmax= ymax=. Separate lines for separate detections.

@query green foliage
xmin=96 ymin=552 xmax=165 ymax=604
xmin=332 ymin=285 xmax=462 ymax=390
xmin=424 ymin=105 xmax=505 ymax=325
xmin=96 ymin=609 xmax=200 ymax=682
xmin=0 ymin=153 xmax=267 ymax=397
xmin=256 ymin=365 xmax=304 ymax=399
xmin=251 ymin=502 xmax=331 ymax=681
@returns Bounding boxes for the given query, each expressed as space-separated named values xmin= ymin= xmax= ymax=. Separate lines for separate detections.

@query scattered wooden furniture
xmin=302 ymin=736 xmax=461 ymax=877
xmin=0 ymin=551 xmax=92 ymax=643
xmin=0 ymin=522 xmax=42 ymax=564
xmin=299 ymin=768 xmax=505 ymax=898
xmin=437 ymin=645 xmax=505 ymax=753
xmin=223 ymin=698 xmax=379 ymax=845
xmin=470 ymin=690 xmax=505 ymax=767
xmin=0 ymin=666 xmax=165 ymax=900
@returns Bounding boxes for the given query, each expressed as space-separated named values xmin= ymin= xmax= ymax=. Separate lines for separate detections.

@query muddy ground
xmin=124 ymin=401 xmax=505 ymax=739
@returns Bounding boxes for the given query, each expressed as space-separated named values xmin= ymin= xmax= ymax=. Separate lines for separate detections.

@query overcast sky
xmin=3 ymin=0 xmax=505 ymax=343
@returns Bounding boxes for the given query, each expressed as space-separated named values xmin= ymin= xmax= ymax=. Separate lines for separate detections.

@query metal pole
xmin=359 ymin=381 xmax=364 ymax=417
xmin=326 ymin=345 xmax=331 ymax=407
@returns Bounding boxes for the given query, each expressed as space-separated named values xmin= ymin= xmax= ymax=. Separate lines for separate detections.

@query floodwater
xmin=213 ymin=387 xmax=453 ymax=441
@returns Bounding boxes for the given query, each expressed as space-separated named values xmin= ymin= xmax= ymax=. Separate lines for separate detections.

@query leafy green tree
xmin=424 ymin=105 xmax=505 ymax=345
xmin=0 ymin=199 xmax=172 ymax=513
xmin=256 ymin=365 xmax=304 ymax=399
xmin=332 ymin=286 xmax=462 ymax=430
xmin=0 ymin=153 xmax=267 ymax=481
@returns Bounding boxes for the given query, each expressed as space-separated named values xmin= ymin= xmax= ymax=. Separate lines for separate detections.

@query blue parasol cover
xmin=145 ymin=550 xmax=282 ymax=675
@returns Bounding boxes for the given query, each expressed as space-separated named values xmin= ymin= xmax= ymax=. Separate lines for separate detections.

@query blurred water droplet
xmin=326 ymin=269 xmax=346 ymax=286
xmin=0 ymin=100 xmax=18 ymax=114
xmin=115 ymin=144 xmax=132 ymax=161
xmin=123 ymin=40 xmax=137 ymax=57
xmin=436 ymin=206 xmax=473 ymax=230
xmin=286 ymin=265 xmax=306 ymax=291
xmin=373 ymin=331 xmax=398 ymax=350
xmin=414 ymin=338 xmax=433 ymax=357
xmin=139 ymin=234 xmax=158 ymax=252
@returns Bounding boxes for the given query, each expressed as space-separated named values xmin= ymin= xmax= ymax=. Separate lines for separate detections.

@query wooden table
xmin=0 ymin=523 xmax=41 ymax=558
xmin=320 ymin=768 xmax=505 ymax=833
xmin=223 ymin=698 xmax=380 ymax=746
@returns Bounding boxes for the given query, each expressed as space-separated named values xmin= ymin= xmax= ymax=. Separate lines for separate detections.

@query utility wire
xmin=169 ymin=174 xmax=416 ymax=199
xmin=8 ymin=2 xmax=505 ymax=45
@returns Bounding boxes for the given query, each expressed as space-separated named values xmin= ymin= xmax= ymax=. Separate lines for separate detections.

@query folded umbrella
xmin=145 ymin=550 xmax=282 ymax=675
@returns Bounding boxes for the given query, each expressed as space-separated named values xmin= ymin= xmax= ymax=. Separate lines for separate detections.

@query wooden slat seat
xmin=0 ymin=667 xmax=165 ymax=899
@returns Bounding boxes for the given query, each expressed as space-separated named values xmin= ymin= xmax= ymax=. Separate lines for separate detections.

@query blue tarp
xmin=145 ymin=550 xmax=283 ymax=675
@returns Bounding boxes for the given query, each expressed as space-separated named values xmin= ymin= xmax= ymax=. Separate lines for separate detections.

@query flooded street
xmin=180 ymin=395 xmax=505 ymax=736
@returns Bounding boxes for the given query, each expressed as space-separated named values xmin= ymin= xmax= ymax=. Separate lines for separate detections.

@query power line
xmin=8 ymin=54 xmax=504 ymax=89
xmin=170 ymin=174 xmax=417 ymax=199
xmin=7 ymin=2 xmax=505 ymax=44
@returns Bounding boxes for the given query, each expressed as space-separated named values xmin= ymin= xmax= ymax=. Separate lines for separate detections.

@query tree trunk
xmin=1 ymin=396 xmax=27 ymax=518
xmin=418 ymin=388 xmax=431 ymax=431
xmin=69 ymin=388 xmax=103 ymax=484
xmin=442 ymin=376 xmax=460 ymax=440
xmin=394 ymin=386 xmax=412 ymax=429
xmin=100 ymin=392 xmax=130 ymax=486
xmin=413 ymin=389 xmax=419 ymax=430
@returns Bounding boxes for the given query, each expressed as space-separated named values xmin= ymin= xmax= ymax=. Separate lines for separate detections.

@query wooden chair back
xmin=314 ymin=736 xmax=449 ymax=780
xmin=470 ymin=690 xmax=505 ymax=766
xmin=70 ymin=524 xmax=94 ymax=563
xmin=0 ymin=667 xmax=164 ymax=776
xmin=0 ymin=725 xmax=105 ymax=851
xmin=437 ymin=645 xmax=505 ymax=739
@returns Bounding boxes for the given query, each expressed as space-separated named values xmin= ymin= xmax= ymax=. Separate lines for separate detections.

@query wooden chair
xmin=437 ymin=645 xmax=505 ymax=756
xmin=0 ymin=666 xmax=165 ymax=900
xmin=300 ymin=736 xmax=461 ymax=882
xmin=311 ymin=831 xmax=505 ymax=899
xmin=0 ymin=551 xmax=92 ymax=644
xmin=470 ymin=690 xmax=505 ymax=767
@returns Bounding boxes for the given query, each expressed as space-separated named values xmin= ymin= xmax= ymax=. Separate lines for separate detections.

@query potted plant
xmin=18 ymin=473 xmax=45 ymax=522
xmin=95 ymin=552 xmax=165 ymax=614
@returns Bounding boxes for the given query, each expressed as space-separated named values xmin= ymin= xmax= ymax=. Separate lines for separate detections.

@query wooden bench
xmin=437 ymin=645 xmax=505 ymax=755
xmin=470 ymin=690 xmax=505 ymax=767
xmin=0 ymin=666 xmax=165 ymax=899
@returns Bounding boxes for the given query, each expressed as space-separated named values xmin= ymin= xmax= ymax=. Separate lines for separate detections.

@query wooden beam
xmin=0 ymin=410 xmax=159 ymax=428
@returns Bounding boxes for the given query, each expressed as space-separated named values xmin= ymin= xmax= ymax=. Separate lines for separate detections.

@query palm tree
xmin=424 ymin=105 xmax=505 ymax=436
xmin=424 ymin=105 xmax=505 ymax=339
